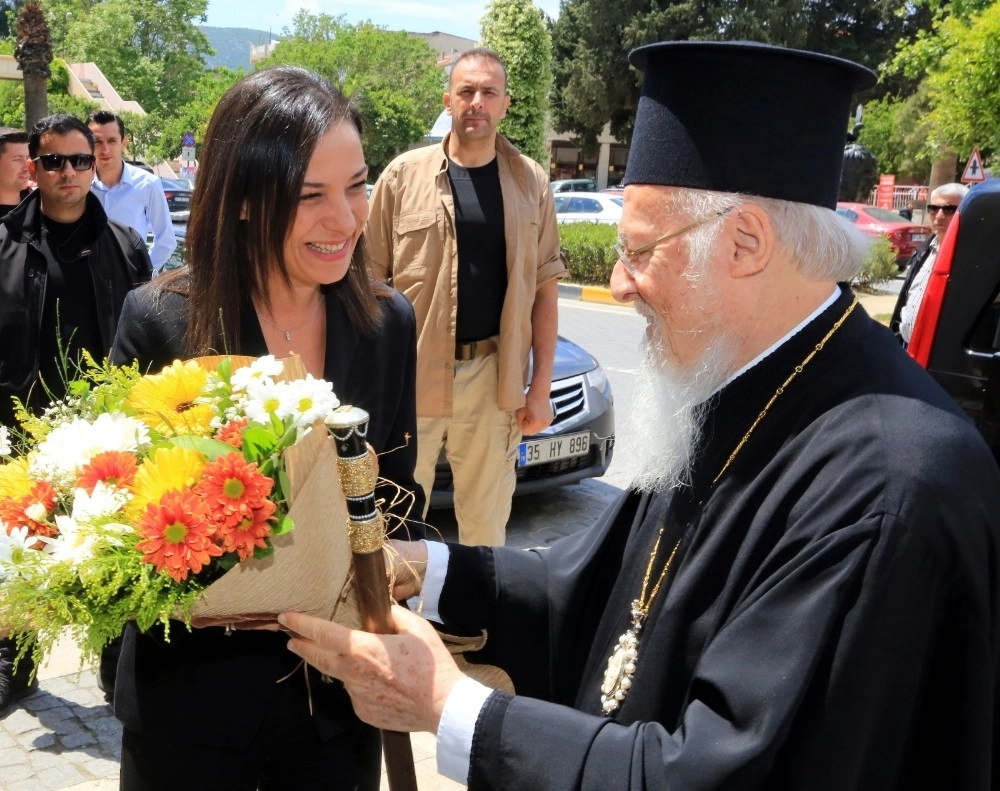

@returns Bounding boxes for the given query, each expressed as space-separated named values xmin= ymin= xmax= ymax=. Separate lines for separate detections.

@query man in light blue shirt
xmin=87 ymin=110 xmax=175 ymax=271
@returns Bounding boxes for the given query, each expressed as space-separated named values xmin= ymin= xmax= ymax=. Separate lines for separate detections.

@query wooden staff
xmin=327 ymin=405 xmax=418 ymax=791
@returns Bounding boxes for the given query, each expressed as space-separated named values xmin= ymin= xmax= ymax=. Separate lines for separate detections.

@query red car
xmin=836 ymin=202 xmax=931 ymax=269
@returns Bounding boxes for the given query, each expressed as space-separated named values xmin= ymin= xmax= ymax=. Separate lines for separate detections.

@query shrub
xmin=559 ymin=222 xmax=617 ymax=285
xmin=854 ymin=235 xmax=899 ymax=291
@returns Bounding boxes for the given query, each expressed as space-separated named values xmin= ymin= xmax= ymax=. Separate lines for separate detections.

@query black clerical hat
xmin=622 ymin=41 xmax=877 ymax=209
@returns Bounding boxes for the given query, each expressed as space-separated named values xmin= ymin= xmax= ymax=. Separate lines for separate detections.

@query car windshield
xmin=864 ymin=207 xmax=909 ymax=223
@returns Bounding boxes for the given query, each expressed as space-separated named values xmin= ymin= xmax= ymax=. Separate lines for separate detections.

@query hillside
xmin=202 ymin=26 xmax=278 ymax=71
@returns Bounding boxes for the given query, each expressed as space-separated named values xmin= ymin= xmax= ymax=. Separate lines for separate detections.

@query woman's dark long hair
xmin=164 ymin=66 xmax=383 ymax=356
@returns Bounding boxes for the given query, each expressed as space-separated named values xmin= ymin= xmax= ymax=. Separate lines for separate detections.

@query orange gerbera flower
xmin=76 ymin=450 xmax=139 ymax=493
xmin=0 ymin=480 xmax=58 ymax=537
xmin=217 ymin=500 xmax=276 ymax=561
xmin=195 ymin=452 xmax=273 ymax=529
xmin=215 ymin=417 xmax=248 ymax=449
xmin=135 ymin=490 xmax=222 ymax=582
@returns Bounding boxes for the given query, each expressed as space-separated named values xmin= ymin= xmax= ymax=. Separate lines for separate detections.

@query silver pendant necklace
xmin=599 ymin=296 xmax=859 ymax=717
xmin=256 ymin=297 xmax=323 ymax=341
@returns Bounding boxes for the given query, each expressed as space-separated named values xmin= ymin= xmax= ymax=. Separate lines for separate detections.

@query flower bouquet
xmin=0 ymin=354 xmax=362 ymax=670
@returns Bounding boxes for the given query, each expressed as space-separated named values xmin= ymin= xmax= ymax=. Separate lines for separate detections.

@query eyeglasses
xmin=926 ymin=204 xmax=959 ymax=215
xmin=32 ymin=153 xmax=96 ymax=172
xmin=613 ymin=207 xmax=733 ymax=276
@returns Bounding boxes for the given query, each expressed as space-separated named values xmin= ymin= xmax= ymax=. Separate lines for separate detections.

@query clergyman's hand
xmin=279 ymin=605 xmax=462 ymax=733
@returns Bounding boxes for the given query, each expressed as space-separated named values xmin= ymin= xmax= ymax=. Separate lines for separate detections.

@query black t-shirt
xmin=448 ymin=157 xmax=507 ymax=342
xmin=33 ymin=213 xmax=104 ymax=406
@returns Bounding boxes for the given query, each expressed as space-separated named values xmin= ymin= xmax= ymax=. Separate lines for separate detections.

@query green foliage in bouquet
xmin=0 ymin=353 xmax=340 ymax=671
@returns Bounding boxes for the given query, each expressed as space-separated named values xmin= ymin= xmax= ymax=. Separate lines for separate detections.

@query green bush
xmin=559 ymin=222 xmax=618 ymax=286
xmin=854 ymin=235 xmax=899 ymax=291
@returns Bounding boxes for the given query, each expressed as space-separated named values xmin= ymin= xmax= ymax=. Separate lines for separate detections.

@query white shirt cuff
xmin=436 ymin=675 xmax=494 ymax=784
xmin=406 ymin=539 xmax=448 ymax=623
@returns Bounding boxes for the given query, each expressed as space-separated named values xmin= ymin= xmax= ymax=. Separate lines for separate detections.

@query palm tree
xmin=15 ymin=0 xmax=52 ymax=130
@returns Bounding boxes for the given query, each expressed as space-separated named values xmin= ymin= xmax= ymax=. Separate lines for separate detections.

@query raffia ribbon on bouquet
xmin=177 ymin=355 xmax=360 ymax=629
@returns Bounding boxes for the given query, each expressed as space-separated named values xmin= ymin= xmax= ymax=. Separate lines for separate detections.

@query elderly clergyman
xmin=279 ymin=42 xmax=1000 ymax=789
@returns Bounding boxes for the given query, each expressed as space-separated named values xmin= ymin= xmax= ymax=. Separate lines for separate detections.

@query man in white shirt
xmin=86 ymin=111 xmax=175 ymax=271
xmin=892 ymin=181 xmax=968 ymax=345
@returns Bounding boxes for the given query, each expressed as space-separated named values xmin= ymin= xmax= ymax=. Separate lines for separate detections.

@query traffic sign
xmin=962 ymin=148 xmax=986 ymax=183
xmin=181 ymin=146 xmax=196 ymax=162
xmin=182 ymin=132 xmax=196 ymax=148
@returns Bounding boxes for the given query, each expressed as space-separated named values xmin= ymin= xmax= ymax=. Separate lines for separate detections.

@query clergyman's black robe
xmin=439 ymin=287 xmax=1000 ymax=790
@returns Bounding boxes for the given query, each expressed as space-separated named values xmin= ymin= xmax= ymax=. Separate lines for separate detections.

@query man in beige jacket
xmin=366 ymin=48 xmax=565 ymax=546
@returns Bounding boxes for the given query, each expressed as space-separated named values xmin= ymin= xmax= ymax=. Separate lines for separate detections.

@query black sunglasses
xmin=926 ymin=204 xmax=959 ymax=215
xmin=32 ymin=153 xmax=96 ymax=172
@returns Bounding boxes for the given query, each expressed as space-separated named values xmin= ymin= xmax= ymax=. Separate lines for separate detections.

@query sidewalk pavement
xmin=1 ymin=285 xmax=899 ymax=790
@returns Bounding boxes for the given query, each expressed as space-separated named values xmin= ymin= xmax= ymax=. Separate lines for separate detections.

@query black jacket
xmin=888 ymin=236 xmax=936 ymax=344
xmin=0 ymin=190 xmax=152 ymax=423
xmin=109 ymin=279 xmax=425 ymax=750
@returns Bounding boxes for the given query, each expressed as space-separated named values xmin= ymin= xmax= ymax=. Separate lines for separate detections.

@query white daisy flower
xmin=282 ymin=375 xmax=340 ymax=428
xmin=231 ymin=356 xmax=284 ymax=392
xmin=0 ymin=525 xmax=48 ymax=580
xmin=29 ymin=414 xmax=150 ymax=486
xmin=0 ymin=424 xmax=10 ymax=456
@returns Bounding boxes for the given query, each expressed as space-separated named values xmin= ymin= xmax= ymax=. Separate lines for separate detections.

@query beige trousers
xmin=415 ymin=353 xmax=520 ymax=546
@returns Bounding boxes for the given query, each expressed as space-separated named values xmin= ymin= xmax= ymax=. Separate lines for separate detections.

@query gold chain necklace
xmin=256 ymin=297 xmax=324 ymax=342
xmin=599 ymin=296 xmax=858 ymax=716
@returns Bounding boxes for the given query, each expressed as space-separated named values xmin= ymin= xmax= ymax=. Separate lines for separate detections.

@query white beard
xmin=621 ymin=321 xmax=740 ymax=494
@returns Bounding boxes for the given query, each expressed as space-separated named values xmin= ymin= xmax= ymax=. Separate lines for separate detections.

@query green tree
xmin=480 ymin=0 xmax=553 ymax=165
xmin=149 ymin=66 xmax=242 ymax=162
xmin=260 ymin=12 xmax=443 ymax=172
xmin=1 ymin=0 xmax=23 ymax=39
xmin=53 ymin=0 xmax=211 ymax=116
xmin=924 ymin=1 xmax=1000 ymax=160
xmin=550 ymin=0 xmax=935 ymax=149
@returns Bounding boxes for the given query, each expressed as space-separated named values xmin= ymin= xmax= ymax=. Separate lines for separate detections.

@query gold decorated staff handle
xmin=327 ymin=405 xmax=418 ymax=791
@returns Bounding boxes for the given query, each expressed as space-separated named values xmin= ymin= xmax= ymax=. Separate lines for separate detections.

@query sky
xmin=205 ymin=0 xmax=561 ymax=42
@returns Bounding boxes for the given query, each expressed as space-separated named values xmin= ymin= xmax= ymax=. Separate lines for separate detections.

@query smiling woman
xmin=105 ymin=66 xmax=425 ymax=791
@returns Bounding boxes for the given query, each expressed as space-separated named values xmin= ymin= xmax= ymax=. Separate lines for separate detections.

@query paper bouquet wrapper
xmin=178 ymin=355 xmax=362 ymax=629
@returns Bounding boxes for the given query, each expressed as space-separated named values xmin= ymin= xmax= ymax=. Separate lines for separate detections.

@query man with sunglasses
xmin=0 ymin=112 xmax=151 ymax=426
xmin=891 ymin=181 xmax=968 ymax=345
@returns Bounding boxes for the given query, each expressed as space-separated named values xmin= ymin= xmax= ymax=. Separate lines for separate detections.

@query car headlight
xmin=586 ymin=365 xmax=608 ymax=393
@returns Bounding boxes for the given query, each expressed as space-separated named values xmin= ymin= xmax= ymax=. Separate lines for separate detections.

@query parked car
xmin=895 ymin=179 xmax=1000 ymax=460
xmin=430 ymin=335 xmax=615 ymax=507
xmin=160 ymin=177 xmax=193 ymax=212
xmin=835 ymin=202 xmax=931 ymax=268
xmin=550 ymin=178 xmax=598 ymax=194
xmin=152 ymin=216 xmax=187 ymax=273
xmin=554 ymin=192 xmax=623 ymax=224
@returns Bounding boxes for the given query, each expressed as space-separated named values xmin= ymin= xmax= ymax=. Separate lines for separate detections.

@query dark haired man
xmin=284 ymin=42 xmax=1000 ymax=790
xmin=0 ymin=127 xmax=30 ymax=215
xmin=367 ymin=48 xmax=565 ymax=547
xmin=0 ymin=114 xmax=152 ymax=717
xmin=87 ymin=110 xmax=175 ymax=271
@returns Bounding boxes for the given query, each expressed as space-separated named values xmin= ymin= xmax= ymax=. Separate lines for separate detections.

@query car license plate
xmin=911 ymin=233 xmax=926 ymax=242
xmin=519 ymin=431 xmax=590 ymax=467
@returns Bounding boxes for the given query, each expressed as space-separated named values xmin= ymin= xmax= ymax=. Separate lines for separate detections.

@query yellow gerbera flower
xmin=126 ymin=360 xmax=215 ymax=437
xmin=130 ymin=446 xmax=206 ymax=515
xmin=0 ymin=457 xmax=33 ymax=499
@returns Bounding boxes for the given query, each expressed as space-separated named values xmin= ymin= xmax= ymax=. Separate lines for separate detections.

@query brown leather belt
xmin=455 ymin=338 xmax=498 ymax=361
